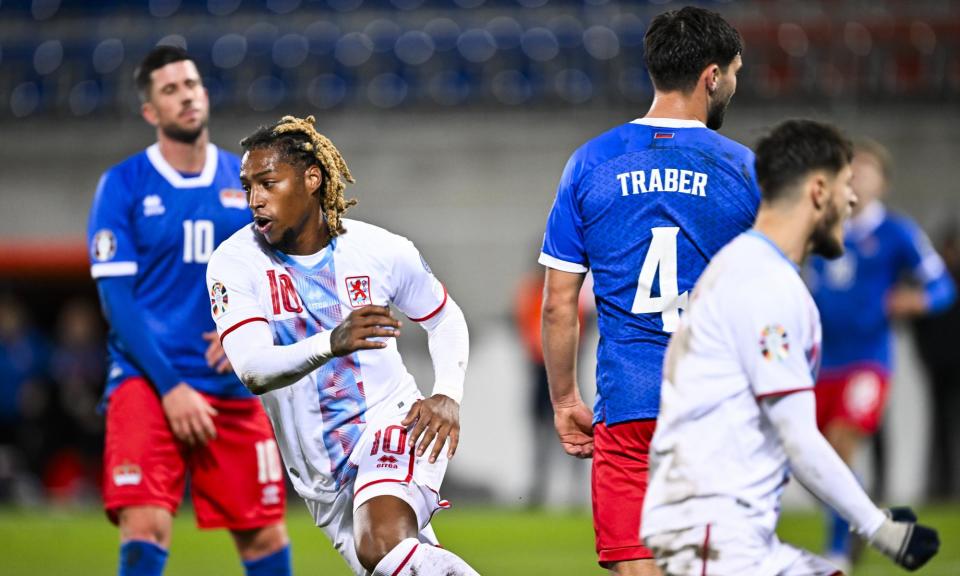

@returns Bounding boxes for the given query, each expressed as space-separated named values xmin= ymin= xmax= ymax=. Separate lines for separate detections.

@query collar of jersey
xmin=272 ymin=237 xmax=337 ymax=275
xmin=845 ymin=201 xmax=885 ymax=240
xmin=630 ymin=117 xmax=707 ymax=129
xmin=745 ymin=229 xmax=800 ymax=272
xmin=146 ymin=143 xmax=219 ymax=188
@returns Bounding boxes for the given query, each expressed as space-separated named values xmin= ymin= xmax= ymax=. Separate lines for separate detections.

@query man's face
xmin=142 ymin=60 xmax=209 ymax=144
xmin=850 ymin=151 xmax=886 ymax=215
xmin=811 ymin=164 xmax=857 ymax=259
xmin=706 ymin=54 xmax=741 ymax=130
xmin=241 ymin=147 xmax=321 ymax=252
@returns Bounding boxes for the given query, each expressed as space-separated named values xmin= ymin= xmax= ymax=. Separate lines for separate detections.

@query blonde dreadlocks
xmin=240 ymin=114 xmax=357 ymax=236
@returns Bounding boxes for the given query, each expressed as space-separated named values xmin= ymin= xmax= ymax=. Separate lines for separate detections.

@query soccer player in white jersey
xmin=641 ymin=119 xmax=940 ymax=575
xmin=206 ymin=115 xmax=480 ymax=576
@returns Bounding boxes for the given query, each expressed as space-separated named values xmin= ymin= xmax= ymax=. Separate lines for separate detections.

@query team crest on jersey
xmin=113 ymin=462 xmax=142 ymax=486
xmin=219 ymin=188 xmax=247 ymax=209
xmin=91 ymin=229 xmax=117 ymax=262
xmin=210 ymin=281 xmax=229 ymax=317
xmin=759 ymin=324 xmax=790 ymax=361
xmin=142 ymin=194 xmax=165 ymax=216
xmin=346 ymin=276 xmax=371 ymax=308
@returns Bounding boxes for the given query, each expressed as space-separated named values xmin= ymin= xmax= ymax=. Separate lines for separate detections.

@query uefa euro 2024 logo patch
xmin=92 ymin=229 xmax=117 ymax=262
xmin=346 ymin=276 xmax=371 ymax=308
xmin=210 ymin=281 xmax=229 ymax=317
xmin=759 ymin=324 xmax=789 ymax=361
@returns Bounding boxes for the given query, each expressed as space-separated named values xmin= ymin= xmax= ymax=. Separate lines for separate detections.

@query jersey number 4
xmin=182 ymin=219 xmax=214 ymax=263
xmin=632 ymin=226 xmax=688 ymax=333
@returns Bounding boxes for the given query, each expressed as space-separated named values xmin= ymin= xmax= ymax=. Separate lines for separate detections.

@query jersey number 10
xmin=632 ymin=226 xmax=689 ymax=333
xmin=183 ymin=219 xmax=214 ymax=263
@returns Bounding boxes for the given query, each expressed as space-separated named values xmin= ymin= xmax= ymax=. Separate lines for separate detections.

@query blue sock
xmin=826 ymin=507 xmax=851 ymax=557
xmin=243 ymin=545 xmax=292 ymax=576
xmin=119 ymin=540 xmax=168 ymax=576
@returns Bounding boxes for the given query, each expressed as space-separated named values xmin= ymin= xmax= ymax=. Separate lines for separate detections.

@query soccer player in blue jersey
xmin=87 ymin=46 xmax=292 ymax=576
xmin=539 ymin=7 xmax=759 ymax=575
xmin=805 ymin=138 xmax=956 ymax=571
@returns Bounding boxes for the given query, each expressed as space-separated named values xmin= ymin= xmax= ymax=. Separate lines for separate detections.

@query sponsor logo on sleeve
xmin=210 ymin=281 xmax=229 ymax=317
xmin=219 ymin=188 xmax=247 ymax=209
xmin=345 ymin=276 xmax=371 ymax=308
xmin=92 ymin=229 xmax=117 ymax=262
xmin=759 ymin=324 xmax=789 ymax=361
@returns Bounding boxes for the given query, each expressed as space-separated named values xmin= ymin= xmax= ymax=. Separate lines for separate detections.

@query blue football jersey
xmin=88 ymin=143 xmax=253 ymax=399
xmin=540 ymin=118 xmax=761 ymax=424
xmin=806 ymin=202 xmax=954 ymax=372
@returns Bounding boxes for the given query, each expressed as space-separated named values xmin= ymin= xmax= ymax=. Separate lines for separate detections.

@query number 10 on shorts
xmin=255 ymin=439 xmax=283 ymax=484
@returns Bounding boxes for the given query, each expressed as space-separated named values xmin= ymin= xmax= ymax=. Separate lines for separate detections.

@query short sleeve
xmin=87 ymin=169 xmax=139 ymax=279
xmin=206 ymin=247 xmax=267 ymax=340
xmin=539 ymin=153 xmax=588 ymax=273
xmin=729 ymin=279 xmax=816 ymax=399
xmin=390 ymin=239 xmax=447 ymax=322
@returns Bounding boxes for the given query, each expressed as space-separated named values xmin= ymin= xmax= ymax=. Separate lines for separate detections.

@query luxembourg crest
xmin=210 ymin=281 xmax=229 ymax=317
xmin=345 ymin=276 xmax=371 ymax=308
xmin=219 ymin=188 xmax=247 ymax=209
xmin=113 ymin=462 xmax=142 ymax=487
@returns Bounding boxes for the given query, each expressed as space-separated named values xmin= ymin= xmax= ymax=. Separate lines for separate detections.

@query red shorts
xmin=815 ymin=365 xmax=890 ymax=435
xmin=103 ymin=377 xmax=286 ymax=530
xmin=592 ymin=419 xmax=657 ymax=565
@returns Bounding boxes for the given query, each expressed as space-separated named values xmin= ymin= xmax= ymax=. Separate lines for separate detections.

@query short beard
xmin=811 ymin=201 xmax=845 ymax=259
xmin=161 ymin=120 xmax=206 ymax=144
xmin=706 ymin=93 xmax=730 ymax=130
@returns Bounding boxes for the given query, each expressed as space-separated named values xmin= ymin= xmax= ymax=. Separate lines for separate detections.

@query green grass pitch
xmin=0 ymin=504 xmax=957 ymax=574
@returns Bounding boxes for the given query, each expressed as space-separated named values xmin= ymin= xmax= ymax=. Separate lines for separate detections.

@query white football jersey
xmin=642 ymin=231 xmax=822 ymax=538
xmin=206 ymin=219 xmax=447 ymax=503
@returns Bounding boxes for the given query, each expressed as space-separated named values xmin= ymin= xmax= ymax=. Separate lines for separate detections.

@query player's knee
xmin=231 ymin=522 xmax=289 ymax=561
xmin=118 ymin=506 xmax=173 ymax=547
xmin=355 ymin=530 xmax=404 ymax=572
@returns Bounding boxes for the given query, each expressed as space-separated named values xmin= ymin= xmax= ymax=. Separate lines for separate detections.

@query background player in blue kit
xmin=539 ymin=7 xmax=760 ymax=575
xmin=805 ymin=138 xmax=956 ymax=571
xmin=87 ymin=46 xmax=292 ymax=576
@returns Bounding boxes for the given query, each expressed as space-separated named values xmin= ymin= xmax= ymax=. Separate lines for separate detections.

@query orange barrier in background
xmin=0 ymin=239 xmax=89 ymax=279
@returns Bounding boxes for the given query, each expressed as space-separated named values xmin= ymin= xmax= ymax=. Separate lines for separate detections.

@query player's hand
xmin=886 ymin=287 xmax=928 ymax=319
xmin=162 ymin=382 xmax=219 ymax=446
xmin=202 ymin=330 xmax=233 ymax=374
xmin=330 ymin=305 xmax=400 ymax=357
xmin=870 ymin=507 xmax=940 ymax=571
xmin=401 ymin=394 xmax=460 ymax=463
xmin=553 ymin=400 xmax=594 ymax=459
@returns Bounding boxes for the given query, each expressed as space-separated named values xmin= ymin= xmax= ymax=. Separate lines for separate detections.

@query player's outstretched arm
xmin=541 ymin=267 xmax=593 ymax=458
xmin=763 ymin=392 xmax=940 ymax=571
xmin=402 ymin=298 xmax=469 ymax=463
xmin=221 ymin=305 xmax=400 ymax=395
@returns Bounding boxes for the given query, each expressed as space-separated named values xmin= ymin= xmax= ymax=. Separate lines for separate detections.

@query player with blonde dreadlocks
xmin=239 ymin=114 xmax=357 ymax=240
xmin=206 ymin=115 xmax=480 ymax=576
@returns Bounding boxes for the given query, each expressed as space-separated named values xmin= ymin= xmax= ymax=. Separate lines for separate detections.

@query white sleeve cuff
xmin=538 ymin=252 xmax=588 ymax=274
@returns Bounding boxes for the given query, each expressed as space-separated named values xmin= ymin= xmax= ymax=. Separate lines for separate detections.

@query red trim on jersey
xmin=408 ymin=285 xmax=448 ymax=322
xmin=701 ymin=523 xmax=711 ymax=576
xmin=755 ymin=386 xmax=814 ymax=401
xmin=220 ymin=317 xmax=268 ymax=343
xmin=393 ymin=543 xmax=419 ymax=576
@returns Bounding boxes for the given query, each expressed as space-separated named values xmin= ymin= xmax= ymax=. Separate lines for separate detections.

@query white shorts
xmin=644 ymin=523 xmax=842 ymax=576
xmin=305 ymin=414 xmax=452 ymax=575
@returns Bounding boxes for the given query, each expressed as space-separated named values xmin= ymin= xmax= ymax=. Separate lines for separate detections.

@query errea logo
xmin=143 ymin=194 xmax=165 ymax=217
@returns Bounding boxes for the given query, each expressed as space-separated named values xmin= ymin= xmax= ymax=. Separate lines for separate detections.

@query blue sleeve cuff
xmin=925 ymin=274 xmax=957 ymax=314
xmin=97 ymin=276 xmax=181 ymax=395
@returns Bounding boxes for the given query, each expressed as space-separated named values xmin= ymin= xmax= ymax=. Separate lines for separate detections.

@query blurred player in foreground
xmin=207 ymin=115 xmax=479 ymax=576
xmin=805 ymin=139 xmax=956 ymax=570
xmin=539 ymin=7 xmax=758 ymax=574
xmin=87 ymin=46 xmax=291 ymax=576
xmin=642 ymin=119 xmax=940 ymax=575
